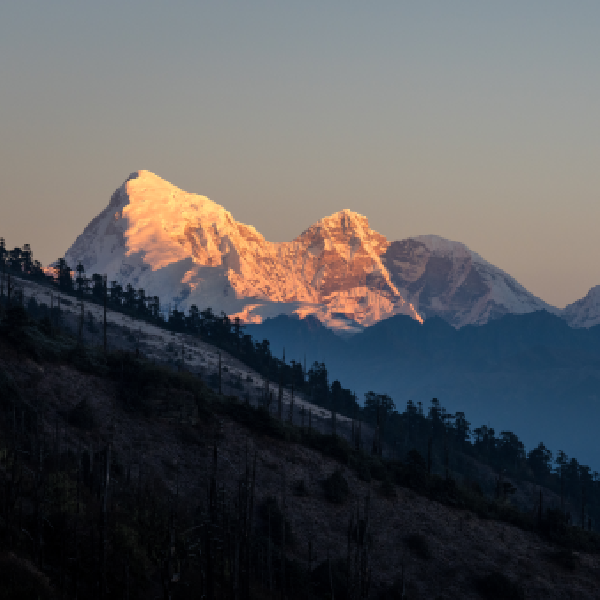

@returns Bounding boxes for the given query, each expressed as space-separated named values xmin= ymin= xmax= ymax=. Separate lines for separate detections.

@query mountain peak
xmin=410 ymin=234 xmax=488 ymax=264
xmin=297 ymin=209 xmax=374 ymax=244
xmin=127 ymin=170 xmax=229 ymax=216
xmin=318 ymin=208 xmax=369 ymax=228
xmin=562 ymin=285 xmax=600 ymax=328
xmin=299 ymin=209 xmax=387 ymax=255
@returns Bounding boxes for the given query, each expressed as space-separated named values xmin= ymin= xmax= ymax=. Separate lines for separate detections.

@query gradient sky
xmin=1 ymin=1 xmax=599 ymax=308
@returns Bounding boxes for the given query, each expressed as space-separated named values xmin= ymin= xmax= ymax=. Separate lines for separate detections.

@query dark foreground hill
xmin=247 ymin=311 xmax=600 ymax=468
xmin=2 ymin=305 xmax=600 ymax=598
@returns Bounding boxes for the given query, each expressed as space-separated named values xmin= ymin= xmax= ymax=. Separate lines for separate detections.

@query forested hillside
xmin=247 ymin=311 xmax=600 ymax=469
xmin=3 ymin=239 xmax=600 ymax=598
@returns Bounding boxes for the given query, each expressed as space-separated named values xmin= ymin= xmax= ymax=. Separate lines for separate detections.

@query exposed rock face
xmin=562 ymin=285 xmax=600 ymax=328
xmin=382 ymin=235 xmax=554 ymax=328
xmin=62 ymin=171 xmax=421 ymax=332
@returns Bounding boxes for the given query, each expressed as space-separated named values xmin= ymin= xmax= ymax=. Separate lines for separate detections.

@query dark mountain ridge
xmin=247 ymin=311 xmax=600 ymax=468
xmin=248 ymin=310 xmax=600 ymax=368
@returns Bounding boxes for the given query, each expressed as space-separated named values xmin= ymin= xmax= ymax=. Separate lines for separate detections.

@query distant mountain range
xmin=59 ymin=170 xmax=600 ymax=332
xmin=246 ymin=310 xmax=600 ymax=467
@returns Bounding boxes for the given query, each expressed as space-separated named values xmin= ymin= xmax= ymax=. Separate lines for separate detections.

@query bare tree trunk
xmin=218 ymin=352 xmax=222 ymax=395
xmin=35 ymin=413 xmax=46 ymax=571
xmin=560 ymin=466 xmax=564 ymax=514
xmin=103 ymin=275 xmax=107 ymax=354
xmin=281 ymin=463 xmax=286 ymax=600
xmin=307 ymin=538 xmax=313 ymax=600
xmin=444 ymin=432 xmax=449 ymax=480
xmin=328 ymin=548 xmax=335 ymax=600
xmin=99 ymin=444 xmax=111 ymax=599
xmin=125 ymin=553 xmax=130 ymax=600
xmin=264 ymin=377 xmax=269 ymax=408
xmin=74 ymin=449 xmax=81 ymax=600
xmin=278 ymin=378 xmax=283 ymax=421
xmin=78 ymin=299 xmax=84 ymax=345
xmin=427 ymin=437 xmax=432 ymax=476
xmin=268 ymin=506 xmax=273 ymax=592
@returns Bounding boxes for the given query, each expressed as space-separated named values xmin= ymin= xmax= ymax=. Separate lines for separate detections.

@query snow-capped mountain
xmin=561 ymin=286 xmax=600 ymax=328
xmin=59 ymin=170 xmax=558 ymax=332
xmin=381 ymin=235 xmax=556 ymax=328
xmin=62 ymin=170 xmax=421 ymax=333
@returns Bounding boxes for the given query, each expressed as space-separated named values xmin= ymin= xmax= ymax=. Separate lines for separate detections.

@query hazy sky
xmin=1 ymin=2 xmax=599 ymax=308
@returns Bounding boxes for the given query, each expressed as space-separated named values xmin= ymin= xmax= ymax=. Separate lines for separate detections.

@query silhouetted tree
xmin=75 ymin=261 xmax=87 ymax=296
xmin=528 ymin=443 xmax=553 ymax=480
xmin=54 ymin=258 xmax=73 ymax=291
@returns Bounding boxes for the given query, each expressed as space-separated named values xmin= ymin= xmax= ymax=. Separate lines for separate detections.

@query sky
xmin=1 ymin=1 xmax=599 ymax=308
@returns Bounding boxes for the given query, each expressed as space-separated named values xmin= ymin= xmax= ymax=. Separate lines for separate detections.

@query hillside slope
xmin=1 ymin=313 xmax=600 ymax=599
